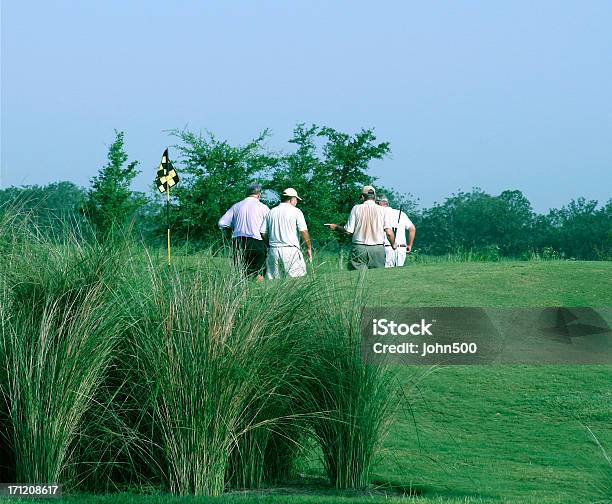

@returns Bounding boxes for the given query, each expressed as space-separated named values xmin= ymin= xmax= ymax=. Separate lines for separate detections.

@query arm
xmin=259 ymin=214 xmax=269 ymax=246
xmin=300 ymin=230 xmax=313 ymax=262
xmin=325 ymin=206 xmax=356 ymax=235
xmin=407 ymin=225 xmax=416 ymax=253
xmin=324 ymin=223 xmax=350 ymax=234
xmin=384 ymin=227 xmax=397 ymax=249
xmin=382 ymin=208 xmax=397 ymax=249
xmin=296 ymin=211 xmax=312 ymax=261
xmin=218 ymin=206 xmax=234 ymax=230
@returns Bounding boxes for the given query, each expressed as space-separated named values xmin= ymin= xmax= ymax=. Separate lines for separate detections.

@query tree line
xmin=1 ymin=127 xmax=610 ymax=260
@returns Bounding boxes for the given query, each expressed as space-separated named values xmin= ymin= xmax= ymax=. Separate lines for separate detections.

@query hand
xmin=306 ymin=248 xmax=313 ymax=262
xmin=392 ymin=242 xmax=398 ymax=250
xmin=406 ymin=244 xmax=412 ymax=254
xmin=324 ymin=223 xmax=337 ymax=231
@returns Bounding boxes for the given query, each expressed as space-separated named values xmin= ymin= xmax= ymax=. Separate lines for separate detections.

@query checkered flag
xmin=155 ymin=148 xmax=179 ymax=193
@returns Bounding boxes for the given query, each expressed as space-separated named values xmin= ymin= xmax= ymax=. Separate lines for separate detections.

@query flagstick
xmin=394 ymin=206 xmax=402 ymax=267
xmin=157 ymin=148 xmax=178 ymax=266
xmin=167 ymin=184 xmax=171 ymax=266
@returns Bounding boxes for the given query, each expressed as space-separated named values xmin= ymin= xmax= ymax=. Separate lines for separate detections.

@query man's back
xmin=383 ymin=207 xmax=414 ymax=245
xmin=346 ymin=200 xmax=390 ymax=245
xmin=219 ymin=196 xmax=270 ymax=239
xmin=264 ymin=202 xmax=307 ymax=248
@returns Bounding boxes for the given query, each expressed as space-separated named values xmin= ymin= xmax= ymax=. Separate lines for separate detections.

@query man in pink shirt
xmin=218 ymin=183 xmax=270 ymax=280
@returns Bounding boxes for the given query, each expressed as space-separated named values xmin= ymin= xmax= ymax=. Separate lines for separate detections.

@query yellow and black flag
xmin=156 ymin=148 xmax=179 ymax=193
xmin=156 ymin=148 xmax=179 ymax=266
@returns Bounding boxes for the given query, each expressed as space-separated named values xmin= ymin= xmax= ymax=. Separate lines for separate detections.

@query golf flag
xmin=155 ymin=148 xmax=179 ymax=266
xmin=156 ymin=149 xmax=179 ymax=193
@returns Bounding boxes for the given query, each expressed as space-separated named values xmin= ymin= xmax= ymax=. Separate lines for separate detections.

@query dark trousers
xmin=231 ymin=237 xmax=266 ymax=277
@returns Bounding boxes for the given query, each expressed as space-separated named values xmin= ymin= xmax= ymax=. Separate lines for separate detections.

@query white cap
xmin=362 ymin=185 xmax=376 ymax=195
xmin=282 ymin=187 xmax=302 ymax=200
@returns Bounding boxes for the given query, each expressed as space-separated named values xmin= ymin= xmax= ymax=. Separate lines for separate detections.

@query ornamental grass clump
xmin=304 ymin=275 xmax=399 ymax=489
xmin=0 ymin=210 xmax=400 ymax=495
xmin=124 ymin=260 xmax=320 ymax=495
xmin=0 ymin=215 xmax=129 ymax=487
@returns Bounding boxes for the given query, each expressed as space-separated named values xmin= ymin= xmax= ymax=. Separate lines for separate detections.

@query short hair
xmin=280 ymin=194 xmax=293 ymax=202
xmin=377 ymin=194 xmax=389 ymax=203
xmin=364 ymin=190 xmax=376 ymax=200
xmin=247 ymin=183 xmax=262 ymax=196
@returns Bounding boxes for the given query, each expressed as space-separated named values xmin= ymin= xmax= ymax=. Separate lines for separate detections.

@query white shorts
xmin=266 ymin=246 xmax=307 ymax=279
xmin=384 ymin=246 xmax=407 ymax=268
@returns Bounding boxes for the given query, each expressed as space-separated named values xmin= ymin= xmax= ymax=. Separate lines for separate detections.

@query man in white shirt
xmin=325 ymin=186 xmax=396 ymax=270
xmin=260 ymin=188 xmax=312 ymax=279
xmin=377 ymin=194 xmax=416 ymax=267
xmin=218 ymin=183 xmax=270 ymax=280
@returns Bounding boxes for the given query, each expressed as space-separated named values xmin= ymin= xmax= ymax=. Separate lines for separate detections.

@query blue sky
xmin=2 ymin=0 xmax=611 ymax=212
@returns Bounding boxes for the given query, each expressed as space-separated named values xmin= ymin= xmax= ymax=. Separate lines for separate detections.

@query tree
xmin=376 ymin=186 xmax=419 ymax=217
xmin=539 ymin=197 xmax=611 ymax=259
xmin=318 ymin=126 xmax=391 ymax=218
xmin=169 ymin=128 xmax=279 ymax=243
xmin=0 ymin=181 xmax=87 ymax=234
xmin=490 ymin=190 xmax=534 ymax=254
xmin=268 ymin=125 xmax=393 ymax=244
xmin=270 ymin=124 xmax=321 ymax=196
xmin=417 ymin=189 xmax=535 ymax=256
xmin=269 ymin=124 xmax=332 ymax=243
xmin=83 ymin=130 xmax=143 ymax=235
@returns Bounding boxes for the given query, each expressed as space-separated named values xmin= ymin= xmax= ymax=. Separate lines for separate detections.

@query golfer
xmin=260 ymin=188 xmax=312 ymax=279
xmin=377 ymin=194 xmax=416 ymax=267
xmin=218 ymin=183 xmax=270 ymax=280
xmin=325 ymin=185 xmax=396 ymax=270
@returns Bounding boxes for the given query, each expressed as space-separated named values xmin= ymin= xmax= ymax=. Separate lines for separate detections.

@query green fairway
xmin=333 ymin=261 xmax=611 ymax=502
xmin=366 ymin=261 xmax=611 ymax=502
xmin=38 ymin=493 xmax=583 ymax=504
xmin=36 ymin=494 xmax=576 ymax=504
xmin=367 ymin=260 xmax=611 ymax=307
xmin=376 ymin=364 xmax=611 ymax=503
xmin=43 ymin=260 xmax=611 ymax=504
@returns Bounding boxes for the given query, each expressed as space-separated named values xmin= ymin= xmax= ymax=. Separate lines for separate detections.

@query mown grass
xmin=43 ymin=495 xmax=579 ymax=504
xmin=359 ymin=259 xmax=611 ymax=503
xmin=42 ymin=493 xmax=582 ymax=504
xmin=376 ymin=364 xmax=611 ymax=503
